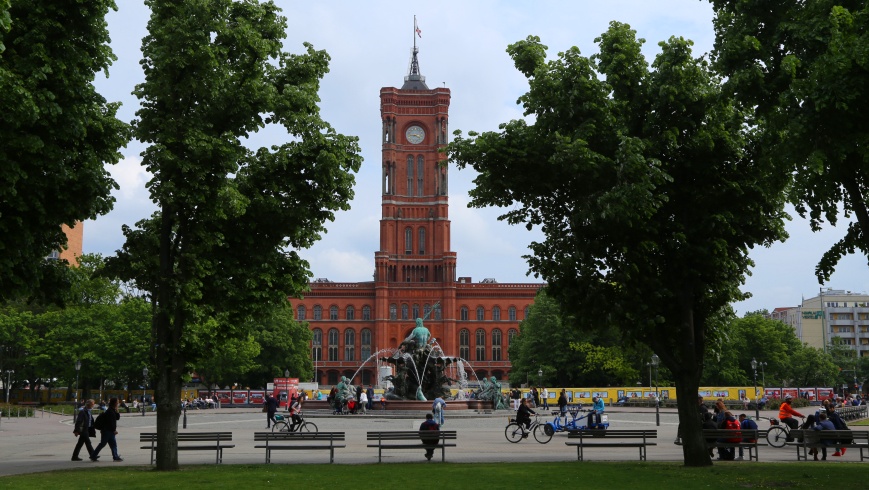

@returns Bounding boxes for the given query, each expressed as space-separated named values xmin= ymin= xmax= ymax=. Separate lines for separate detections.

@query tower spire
xmin=403 ymin=16 xmax=428 ymax=90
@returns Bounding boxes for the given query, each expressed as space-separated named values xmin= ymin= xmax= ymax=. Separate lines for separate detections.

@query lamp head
xmin=751 ymin=358 xmax=758 ymax=370
xmin=650 ymin=354 xmax=659 ymax=366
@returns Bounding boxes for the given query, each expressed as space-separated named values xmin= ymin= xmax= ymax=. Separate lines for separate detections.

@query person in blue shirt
xmin=813 ymin=412 xmax=836 ymax=460
xmin=432 ymin=396 xmax=446 ymax=426
xmin=737 ymin=413 xmax=758 ymax=461
xmin=591 ymin=396 xmax=605 ymax=428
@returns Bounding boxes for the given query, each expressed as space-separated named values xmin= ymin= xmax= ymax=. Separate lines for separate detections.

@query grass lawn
xmin=1 ymin=462 xmax=867 ymax=489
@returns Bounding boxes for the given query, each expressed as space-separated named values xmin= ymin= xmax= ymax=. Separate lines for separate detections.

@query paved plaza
xmin=0 ymin=406 xmax=845 ymax=477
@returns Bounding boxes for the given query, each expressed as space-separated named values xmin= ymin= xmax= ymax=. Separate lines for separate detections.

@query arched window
xmin=389 ymin=304 xmax=397 ymax=320
xmin=327 ymin=328 xmax=339 ymax=361
xmin=434 ymin=303 xmax=442 ymax=320
xmin=312 ymin=328 xmax=322 ymax=362
xmin=346 ymin=306 xmax=355 ymax=320
xmin=401 ymin=304 xmax=409 ymax=320
xmin=475 ymin=329 xmax=486 ymax=361
xmin=492 ymin=306 xmax=501 ymax=321
xmin=492 ymin=329 xmax=503 ymax=361
xmin=406 ymin=155 xmax=414 ymax=195
xmin=508 ymin=306 xmax=517 ymax=321
xmin=460 ymin=306 xmax=469 ymax=321
xmin=362 ymin=305 xmax=371 ymax=320
xmin=524 ymin=306 xmax=530 ymax=319
xmin=418 ymin=227 xmax=426 ymax=254
xmin=413 ymin=304 xmax=420 ymax=319
xmin=405 ymin=227 xmax=412 ymax=254
xmin=476 ymin=306 xmax=484 ymax=321
xmin=416 ymin=156 xmax=424 ymax=196
xmin=297 ymin=305 xmax=306 ymax=321
xmin=459 ymin=329 xmax=470 ymax=360
xmin=361 ymin=329 xmax=372 ymax=360
xmin=424 ymin=304 xmax=431 ymax=319
xmin=344 ymin=329 xmax=355 ymax=361
xmin=329 ymin=305 xmax=338 ymax=320
xmin=313 ymin=305 xmax=322 ymax=320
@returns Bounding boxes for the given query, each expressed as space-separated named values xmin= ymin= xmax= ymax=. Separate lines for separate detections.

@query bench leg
xmin=330 ymin=446 xmax=334 ymax=464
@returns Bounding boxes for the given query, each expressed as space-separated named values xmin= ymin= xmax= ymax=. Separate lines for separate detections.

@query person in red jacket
xmin=778 ymin=395 xmax=804 ymax=441
xmin=716 ymin=411 xmax=741 ymax=460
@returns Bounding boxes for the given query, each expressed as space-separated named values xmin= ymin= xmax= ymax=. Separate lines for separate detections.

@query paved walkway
xmin=0 ymin=407 xmax=842 ymax=476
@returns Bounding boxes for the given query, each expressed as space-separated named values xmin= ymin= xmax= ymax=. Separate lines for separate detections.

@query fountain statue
xmin=380 ymin=304 xmax=458 ymax=401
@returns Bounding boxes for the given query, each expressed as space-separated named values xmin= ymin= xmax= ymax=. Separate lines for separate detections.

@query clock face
xmin=405 ymin=125 xmax=425 ymax=144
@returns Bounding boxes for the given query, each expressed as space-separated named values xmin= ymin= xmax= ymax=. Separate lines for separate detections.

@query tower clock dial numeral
xmin=405 ymin=125 xmax=425 ymax=144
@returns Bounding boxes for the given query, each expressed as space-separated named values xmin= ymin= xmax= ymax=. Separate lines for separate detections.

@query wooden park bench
xmin=366 ymin=430 xmax=457 ymax=463
xmin=253 ymin=431 xmax=345 ymax=463
xmin=565 ymin=429 xmax=657 ymax=461
xmin=140 ymin=432 xmax=234 ymax=464
xmin=793 ymin=429 xmax=869 ymax=461
xmin=702 ymin=428 xmax=766 ymax=461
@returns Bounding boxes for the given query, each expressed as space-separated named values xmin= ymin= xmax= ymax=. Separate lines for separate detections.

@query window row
xmin=311 ymin=328 xmax=374 ymax=362
xmin=459 ymin=305 xmax=528 ymax=322
xmin=407 ymin=155 xmax=425 ymax=196
xmin=459 ymin=328 xmax=518 ymax=362
xmin=299 ymin=304 xmax=530 ymax=322
xmin=297 ymin=305 xmax=372 ymax=321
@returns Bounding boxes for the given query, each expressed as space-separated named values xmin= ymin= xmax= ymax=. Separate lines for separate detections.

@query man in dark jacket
xmin=419 ymin=413 xmax=440 ymax=461
xmin=92 ymin=397 xmax=123 ymax=461
xmin=71 ymin=399 xmax=97 ymax=461
xmin=737 ymin=413 xmax=758 ymax=461
xmin=264 ymin=393 xmax=279 ymax=429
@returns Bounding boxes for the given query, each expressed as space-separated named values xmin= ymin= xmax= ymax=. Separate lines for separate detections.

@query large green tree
xmin=710 ymin=1 xmax=869 ymax=282
xmin=448 ymin=23 xmax=789 ymax=466
xmin=107 ymin=0 xmax=360 ymax=470
xmin=0 ymin=1 xmax=129 ymax=299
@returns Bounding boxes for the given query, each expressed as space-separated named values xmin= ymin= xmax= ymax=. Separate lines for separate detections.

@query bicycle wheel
xmin=272 ymin=421 xmax=290 ymax=432
xmin=767 ymin=425 xmax=787 ymax=448
xmin=299 ymin=421 xmax=318 ymax=433
xmin=504 ymin=423 xmax=524 ymax=443
xmin=534 ymin=423 xmax=553 ymax=444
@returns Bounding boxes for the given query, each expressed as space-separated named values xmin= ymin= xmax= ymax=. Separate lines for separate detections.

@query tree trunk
xmin=674 ymin=369 xmax=711 ymax=466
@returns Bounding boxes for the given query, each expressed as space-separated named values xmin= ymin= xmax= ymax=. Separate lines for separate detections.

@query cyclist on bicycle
xmin=778 ymin=395 xmax=804 ymax=441
xmin=516 ymin=398 xmax=536 ymax=431
xmin=288 ymin=394 xmax=302 ymax=432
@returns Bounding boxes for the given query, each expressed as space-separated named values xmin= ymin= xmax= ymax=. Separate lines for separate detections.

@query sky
xmin=85 ymin=0 xmax=869 ymax=316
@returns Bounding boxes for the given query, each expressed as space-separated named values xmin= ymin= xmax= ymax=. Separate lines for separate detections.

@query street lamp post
xmin=751 ymin=358 xmax=759 ymax=420
xmin=142 ymin=367 xmax=148 ymax=417
xmin=650 ymin=354 xmax=660 ymax=426
xmin=74 ymin=360 xmax=81 ymax=408
xmin=759 ymin=361 xmax=766 ymax=388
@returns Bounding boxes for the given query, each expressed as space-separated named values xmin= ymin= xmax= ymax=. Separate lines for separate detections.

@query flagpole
xmin=414 ymin=15 xmax=417 ymax=50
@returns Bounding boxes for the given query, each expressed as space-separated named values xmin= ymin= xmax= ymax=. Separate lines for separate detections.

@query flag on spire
xmin=415 ymin=20 xmax=422 ymax=38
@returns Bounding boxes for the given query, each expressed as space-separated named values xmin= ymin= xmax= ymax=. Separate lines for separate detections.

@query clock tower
xmin=375 ymin=43 xmax=456 ymax=351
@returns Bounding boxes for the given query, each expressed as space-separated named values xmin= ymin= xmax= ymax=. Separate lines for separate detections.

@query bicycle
xmin=764 ymin=416 xmax=804 ymax=448
xmin=272 ymin=413 xmax=318 ymax=433
xmin=505 ymin=414 xmax=552 ymax=444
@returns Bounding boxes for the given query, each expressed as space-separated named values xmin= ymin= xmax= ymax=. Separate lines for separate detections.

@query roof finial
xmin=402 ymin=16 xmax=428 ymax=89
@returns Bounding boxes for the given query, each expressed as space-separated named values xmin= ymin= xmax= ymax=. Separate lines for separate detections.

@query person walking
xmin=366 ymin=385 xmax=374 ymax=411
xmin=557 ymin=389 xmax=568 ymax=416
xmin=542 ymin=387 xmax=550 ymax=410
xmin=419 ymin=413 xmax=440 ymax=461
xmin=92 ymin=397 xmax=123 ymax=462
xmin=432 ymin=396 xmax=446 ymax=426
xmin=264 ymin=392 xmax=279 ymax=429
xmin=71 ymin=399 xmax=97 ymax=462
xmin=359 ymin=389 xmax=369 ymax=415
xmin=511 ymin=388 xmax=521 ymax=411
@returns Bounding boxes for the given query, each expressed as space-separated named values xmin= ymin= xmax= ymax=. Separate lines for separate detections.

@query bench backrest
xmin=367 ymin=430 xmax=457 ymax=441
xmin=702 ymin=429 xmax=759 ymax=439
xmin=140 ymin=432 xmax=232 ymax=443
xmin=254 ymin=432 xmax=344 ymax=442
xmin=802 ymin=430 xmax=866 ymax=443
xmin=566 ymin=430 xmax=656 ymax=439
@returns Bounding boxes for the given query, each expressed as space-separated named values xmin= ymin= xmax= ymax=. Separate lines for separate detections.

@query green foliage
xmin=0 ymin=1 xmax=130 ymax=299
xmin=449 ymin=22 xmax=789 ymax=466
xmin=105 ymin=0 xmax=361 ymax=469
xmin=711 ymin=1 xmax=869 ymax=282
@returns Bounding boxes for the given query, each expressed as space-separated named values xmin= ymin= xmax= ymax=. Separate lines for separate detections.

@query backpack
xmin=93 ymin=411 xmax=107 ymax=431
